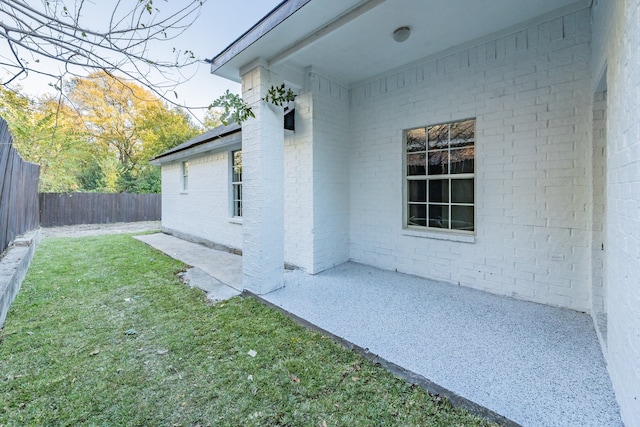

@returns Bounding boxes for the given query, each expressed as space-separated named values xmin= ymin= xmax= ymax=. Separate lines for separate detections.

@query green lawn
xmin=0 ymin=234 xmax=495 ymax=426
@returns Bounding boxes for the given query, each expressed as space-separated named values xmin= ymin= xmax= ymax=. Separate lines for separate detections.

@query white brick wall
xmin=284 ymin=93 xmax=314 ymax=270
xmin=283 ymin=70 xmax=350 ymax=274
xmin=161 ymin=152 xmax=242 ymax=250
xmin=240 ymin=63 xmax=285 ymax=294
xmin=160 ymin=131 xmax=318 ymax=272
xmin=159 ymin=87 xmax=325 ymax=276
xmin=591 ymin=90 xmax=607 ymax=342
xmin=308 ymin=71 xmax=351 ymax=273
xmin=349 ymin=8 xmax=593 ymax=311
xmin=592 ymin=0 xmax=640 ymax=425
xmin=160 ymin=1 xmax=640 ymax=423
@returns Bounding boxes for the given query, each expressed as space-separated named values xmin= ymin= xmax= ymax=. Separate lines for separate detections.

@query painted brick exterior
xmin=240 ymin=63 xmax=285 ymax=294
xmin=591 ymin=90 xmax=607 ymax=343
xmin=348 ymin=8 xmax=594 ymax=312
xmin=283 ymin=93 xmax=314 ymax=270
xmin=161 ymin=153 xmax=242 ymax=250
xmin=160 ymin=132 xmax=319 ymax=271
xmin=162 ymin=2 xmax=640 ymax=421
xmin=307 ymin=71 xmax=351 ymax=273
xmin=283 ymin=71 xmax=350 ymax=274
xmin=592 ymin=0 xmax=640 ymax=424
xmin=159 ymin=89 xmax=338 ymax=275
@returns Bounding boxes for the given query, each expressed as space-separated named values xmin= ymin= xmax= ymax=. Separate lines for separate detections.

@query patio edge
xmin=243 ymin=290 xmax=521 ymax=427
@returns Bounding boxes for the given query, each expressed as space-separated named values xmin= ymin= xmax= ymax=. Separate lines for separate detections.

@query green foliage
xmin=76 ymin=159 xmax=106 ymax=192
xmin=0 ymin=235 xmax=494 ymax=427
xmin=210 ymin=89 xmax=255 ymax=126
xmin=263 ymin=83 xmax=296 ymax=106
xmin=131 ymin=167 xmax=162 ymax=193
xmin=0 ymin=87 xmax=89 ymax=192
xmin=209 ymin=84 xmax=297 ymax=126
xmin=202 ymin=107 xmax=223 ymax=129
xmin=0 ymin=74 xmax=198 ymax=193
xmin=116 ymin=166 xmax=161 ymax=193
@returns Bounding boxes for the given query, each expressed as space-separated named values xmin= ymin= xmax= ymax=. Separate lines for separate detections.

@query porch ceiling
xmin=210 ymin=0 xmax=589 ymax=86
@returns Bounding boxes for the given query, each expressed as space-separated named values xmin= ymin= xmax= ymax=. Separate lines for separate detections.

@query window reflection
xmin=405 ymin=118 xmax=475 ymax=233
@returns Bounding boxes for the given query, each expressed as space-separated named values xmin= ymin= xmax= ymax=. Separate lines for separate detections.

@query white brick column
xmin=240 ymin=61 xmax=284 ymax=294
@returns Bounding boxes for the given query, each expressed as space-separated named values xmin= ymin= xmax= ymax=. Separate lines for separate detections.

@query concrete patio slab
xmin=265 ymin=263 xmax=623 ymax=427
xmin=135 ymin=232 xmax=622 ymax=426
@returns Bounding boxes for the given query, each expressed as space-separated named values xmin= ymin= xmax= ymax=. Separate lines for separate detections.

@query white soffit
xmin=212 ymin=0 xmax=588 ymax=85
xmin=210 ymin=0 xmax=363 ymax=82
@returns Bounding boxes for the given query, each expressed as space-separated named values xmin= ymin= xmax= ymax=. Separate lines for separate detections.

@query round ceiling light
xmin=393 ymin=26 xmax=411 ymax=43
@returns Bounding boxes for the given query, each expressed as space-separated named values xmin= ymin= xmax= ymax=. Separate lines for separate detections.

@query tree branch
xmin=0 ymin=0 xmax=207 ymax=110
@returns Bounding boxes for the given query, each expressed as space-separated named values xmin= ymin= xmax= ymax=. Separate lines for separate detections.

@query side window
xmin=181 ymin=161 xmax=189 ymax=191
xmin=405 ymin=119 xmax=475 ymax=233
xmin=231 ymin=150 xmax=242 ymax=217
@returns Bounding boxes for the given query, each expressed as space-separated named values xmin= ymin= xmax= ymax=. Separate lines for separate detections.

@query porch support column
xmin=240 ymin=60 xmax=284 ymax=294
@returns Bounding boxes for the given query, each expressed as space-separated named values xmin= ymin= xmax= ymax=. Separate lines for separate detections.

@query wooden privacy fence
xmin=40 ymin=193 xmax=161 ymax=227
xmin=0 ymin=118 xmax=40 ymax=254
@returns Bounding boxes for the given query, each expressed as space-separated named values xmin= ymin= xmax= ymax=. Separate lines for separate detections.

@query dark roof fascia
xmin=209 ymin=0 xmax=312 ymax=75
xmin=151 ymin=124 xmax=241 ymax=165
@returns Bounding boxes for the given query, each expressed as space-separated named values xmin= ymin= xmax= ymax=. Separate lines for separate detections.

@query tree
xmin=66 ymin=71 xmax=154 ymax=172
xmin=1 ymin=75 xmax=197 ymax=193
xmin=202 ymin=107 xmax=223 ymax=129
xmin=64 ymin=71 xmax=198 ymax=192
xmin=0 ymin=1 xmax=207 ymax=192
xmin=137 ymin=100 xmax=199 ymax=160
xmin=0 ymin=86 xmax=89 ymax=191
xmin=0 ymin=0 xmax=206 ymax=105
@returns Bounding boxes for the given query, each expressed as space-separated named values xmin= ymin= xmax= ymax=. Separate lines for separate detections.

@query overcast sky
xmin=4 ymin=0 xmax=283 ymax=122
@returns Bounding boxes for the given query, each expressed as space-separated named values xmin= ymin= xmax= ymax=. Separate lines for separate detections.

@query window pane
xmin=408 ymin=180 xmax=426 ymax=202
xmin=408 ymin=204 xmax=427 ymax=226
xmin=449 ymin=147 xmax=474 ymax=174
xmin=428 ymin=179 xmax=449 ymax=203
xmin=428 ymin=151 xmax=449 ymax=175
xmin=428 ymin=204 xmax=449 ymax=229
xmin=406 ymin=128 xmax=426 ymax=152
xmin=407 ymin=153 xmax=426 ymax=176
xmin=405 ymin=119 xmax=475 ymax=234
xmin=233 ymin=184 xmax=242 ymax=217
xmin=451 ymin=179 xmax=474 ymax=203
xmin=232 ymin=150 xmax=242 ymax=182
xmin=452 ymin=205 xmax=474 ymax=231
xmin=449 ymin=119 xmax=475 ymax=148
xmin=182 ymin=161 xmax=188 ymax=190
xmin=428 ymin=124 xmax=449 ymax=149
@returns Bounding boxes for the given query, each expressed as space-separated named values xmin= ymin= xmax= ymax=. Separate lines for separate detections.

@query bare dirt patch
xmin=40 ymin=221 xmax=161 ymax=239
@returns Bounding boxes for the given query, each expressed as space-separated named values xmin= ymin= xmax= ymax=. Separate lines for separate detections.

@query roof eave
xmin=151 ymin=125 xmax=242 ymax=165
xmin=209 ymin=0 xmax=312 ymax=81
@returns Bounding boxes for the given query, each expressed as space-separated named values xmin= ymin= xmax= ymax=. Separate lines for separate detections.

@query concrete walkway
xmin=137 ymin=232 xmax=622 ymax=427
xmin=134 ymin=233 xmax=241 ymax=302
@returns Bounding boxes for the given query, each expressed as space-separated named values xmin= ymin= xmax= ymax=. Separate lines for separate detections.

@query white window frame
xmin=230 ymin=150 xmax=242 ymax=218
xmin=181 ymin=161 xmax=189 ymax=192
xmin=404 ymin=118 xmax=476 ymax=235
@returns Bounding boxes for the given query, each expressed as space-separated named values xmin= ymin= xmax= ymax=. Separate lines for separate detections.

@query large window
xmin=181 ymin=161 xmax=189 ymax=191
xmin=231 ymin=150 xmax=242 ymax=217
xmin=405 ymin=119 xmax=475 ymax=232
